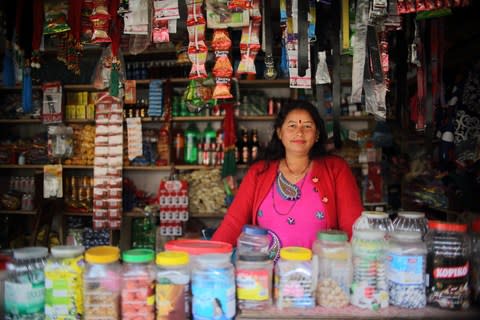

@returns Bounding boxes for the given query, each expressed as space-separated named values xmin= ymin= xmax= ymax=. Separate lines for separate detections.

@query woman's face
xmin=277 ymin=109 xmax=318 ymax=157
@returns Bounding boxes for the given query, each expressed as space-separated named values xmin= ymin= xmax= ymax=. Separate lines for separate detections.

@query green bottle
xmin=204 ymin=122 xmax=217 ymax=146
xmin=132 ymin=206 xmax=156 ymax=250
xmin=184 ymin=122 xmax=199 ymax=164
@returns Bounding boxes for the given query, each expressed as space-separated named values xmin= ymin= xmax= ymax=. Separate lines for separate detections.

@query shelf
xmin=124 ymin=164 xmax=223 ymax=171
xmin=0 ymin=85 xmax=42 ymax=91
xmin=172 ymin=116 xmax=224 ymax=122
xmin=0 ymin=209 xmax=37 ymax=215
xmin=63 ymin=165 xmax=94 ymax=169
xmin=65 ymin=119 xmax=95 ymax=124
xmin=0 ymin=118 xmax=42 ymax=124
xmin=190 ymin=214 xmax=225 ymax=219
xmin=63 ymin=84 xmax=106 ymax=91
xmin=127 ymin=78 xmax=290 ymax=88
xmin=0 ymin=164 xmax=44 ymax=169
xmin=124 ymin=210 xmax=145 ymax=217
xmin=63 ymin=211 xmax=93 ymax=217
xmin=238 ymin=115 xmax=275 ymax=121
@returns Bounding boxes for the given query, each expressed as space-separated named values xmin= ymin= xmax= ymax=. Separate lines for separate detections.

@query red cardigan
xmin=212 ymin=155 xmax=364 ymax=246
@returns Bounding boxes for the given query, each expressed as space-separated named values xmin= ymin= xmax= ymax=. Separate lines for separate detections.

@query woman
xmin=212 ymin=100 xmax=363 ymax=250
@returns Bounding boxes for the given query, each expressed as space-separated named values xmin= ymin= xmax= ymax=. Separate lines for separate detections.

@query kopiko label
xmin=433 ymin=263 xmax=469 ymax=279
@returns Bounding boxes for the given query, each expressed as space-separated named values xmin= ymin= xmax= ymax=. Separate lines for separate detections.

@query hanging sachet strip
xmin=212 ymin=29 xmax=233 ymax=99
xmin=187 ymin=0 xmax=207 ymax=79
xmin=350 ymin=0 xmax=369 ymax=104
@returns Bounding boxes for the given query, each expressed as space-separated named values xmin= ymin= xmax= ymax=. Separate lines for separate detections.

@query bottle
xmin=241 ymin=129 xmax=250 ymax=164
xmin=184 ymin=123 xmax=199 ymax=164
xmin=251 ymin=129 xmax=260 ymax=162
xmin=172 ymin=125 xmax=185 ymax=164
xmin=157 ymin=125 xmax=170 ymax=166
xmin=235 ymin=129 xmax=244 ymax=164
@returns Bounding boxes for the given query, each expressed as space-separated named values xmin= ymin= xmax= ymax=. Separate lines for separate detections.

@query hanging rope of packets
xmin=236 ymin=1 xmax=261 ymax=77
xmin=211 ymin=29 xmax=233 ymax=100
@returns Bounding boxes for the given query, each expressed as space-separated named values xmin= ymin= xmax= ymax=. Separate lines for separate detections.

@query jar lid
xmin=317 ymin=230 xmax=348 ymax=242
xmin=14 ymin=247 xmax=48 ymax=260
xmin=353 ymin=229 xmax=385 ymax=240
xmin=196 ymin=253 xmax=231 ymax=265
xmin=165 ymin=239 xmax=232 ymax=255
xmin=85 ymin=246 xmax=120 ymax=264
xmin=242 ymin=224 xmax=268 ymax=236
xmin=362 ymin=211 xmax=388 ymax=219
xmin=397 ymin=211 xmax=425 ymax=219
xmin=123 ymin=249 xmax=155 ymax=264
xmin=280 ymin=247 xmax=312 ymax=261
xmin=428 ymin=220 xmax=467 ymax=233
xmin=51 ymin=245 xmax=85 ymax=258
xmin=390 ymin=231 xmax=422 ymax=241
xmin=238 ymin=253 xmax=270 ymax=262
xmin=473 ymin=218 xmax=480 ymax=233
xmin=156 ymin=251 xmax=189 ymax=266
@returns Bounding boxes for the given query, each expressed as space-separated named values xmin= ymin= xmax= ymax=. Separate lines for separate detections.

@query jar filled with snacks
xmin=351 ymin=230 xmax=388 ymax=310
xmin=274 ymin=247 xmax=315 ymax=309
xmin=236 ymin=225 xmax=270 ymax=259
xmin=353 ymin=211 xmax=393 ymax=234
xmin=83 ymin=246 xmax=121 ymax=320
xmin=236 ymin=254 xmax=273 ymax=310
xmin=45 ymin=245 xmax=85 ymax=319
xmin=393 ymin=211 xmax=428 ymax=237
xmin=192 ymin=254 xmax=236 ymax=320
xmin=4 ymin=247 xmax=49 ymax=320
xmin=386 ymin=231 xmax=426 ymax=309
xmin=425 ymin=221 xmax=470 ymax=310
xmin=312 ymin=230 xmax=352 ymax=307
xmin=156 ymin=251 xmax=190 ymax=319
xmin=121 ymin=249 xmax=156 ymax=320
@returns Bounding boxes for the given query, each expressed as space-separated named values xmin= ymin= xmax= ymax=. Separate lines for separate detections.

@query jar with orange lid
xmin=83 ymin=246 xmax=121 ymax=319
xmin=274 ymin=247 xmax=315 ymax=309
xmin=425 ymin=220 xmax=470 ymax=309
xmin=121 ymin=249 xmax=155 ymax=320
xmin=155 ymin=251 xmax=190 ymax=319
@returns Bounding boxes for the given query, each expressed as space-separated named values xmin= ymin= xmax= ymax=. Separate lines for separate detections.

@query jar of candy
xmin=274 ymin=247 xmax=315 ymax=309
xmin=83 ymin=246 xmax=121 ymax=319
xmin=471 ymin=218 xmax=480 ymax=305
xmin=45 ymin=245 xmax=85 ymax=319
xmin=386 ymin=231 xmax=427 ymax=308
xmin=0 ymin=250 xmax=12 ymax=319
xmin=312 ymin=230 xmax=352 ymax=308
xmin=425 ymin=220 xmax=470 ymax=310
xmin=121 ymin=249 xmax=155 ymax=320
xmin=393 ymin=211 xmax=428 ymax=237
xmin=191 ymin=254 xmax=236 ymax=320
xmin=353 ymin=211 xmax=393 ymax=234
xmin=236 ymin=225 xmax=270 ymax=259
xmin=4 ymin=246 xmax=48 ymax=320
xmin=165 ymin=239 xmax=232 ymax=264
xmin=156 ymin=251 xmax=190 ymax=319
xmin=351 ymin=230 xmax=388 ymax=310
xmin=236 ymin=255 xmax=273 ymax=310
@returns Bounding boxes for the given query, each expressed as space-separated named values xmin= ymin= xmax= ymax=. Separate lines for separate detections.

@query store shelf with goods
xmin=189 ymin=213 xmax=226 ymax=219
xmin=123 ymin=164 xmax=224 ymax=171
xmin=0 ymin=85 xmax=42 ymax=91
xmin=0 ymin=209 xmax=37 ymax=215
xmin=0 ymin=118 xmax=42 ymax=124
xmin=0 ymin=164 xmax=45 ymax=170
xmin=63 ymin=165 xmax=94 ymax=170
xmin=172 ymin=115 xmax=224 ymax=122
xmin=63 ymin=211 xmax=93 ymax=217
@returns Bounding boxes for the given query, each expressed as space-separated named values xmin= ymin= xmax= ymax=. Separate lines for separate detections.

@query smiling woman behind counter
xmin=212 ymin=99 xmax=363 ymax=253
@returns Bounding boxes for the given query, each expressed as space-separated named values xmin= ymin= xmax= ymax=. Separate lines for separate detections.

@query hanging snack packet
xmin=187 ymin=0 xmax=205 ymax=25
xmin=81 ymin=0 xmax=94 ymax=42
xmin=212 ymin=29 xmax=232 ymax=51
xmin=228 ymin=0 xmax=252 ymax=9
xmin=90 ymin=14 xmax=112 ymax=43
xmin=212 ymin=78 xmax=233 ymax=100
xmin=44 ymin=0 xmax=71 ymax=35
xmin=237 ymin=21 xmax=260 ymax=75
xmin=188 ymin=46 xmax=208 ymax=79
xmin=92 ymin=0 xmax=110 ymax=15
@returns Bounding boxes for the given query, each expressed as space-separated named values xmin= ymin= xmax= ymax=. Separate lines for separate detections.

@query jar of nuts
xmin=312 ymin=230 xmax=352 ymax=308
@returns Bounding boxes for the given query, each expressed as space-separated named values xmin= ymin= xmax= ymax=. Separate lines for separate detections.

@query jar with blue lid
xmin=191 ymin=253 xmax=236 ymax=320
xmin=237 ymin=225 xmax=270 ymax=259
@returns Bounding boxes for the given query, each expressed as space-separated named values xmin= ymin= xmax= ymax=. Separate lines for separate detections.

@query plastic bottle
xmin=392 ymin=211 xmax=428 ymax=237
xmin=172 ymin=124 xmax=185 ymax=164
xmin=184 ymin=123 xmax=199 ymax=164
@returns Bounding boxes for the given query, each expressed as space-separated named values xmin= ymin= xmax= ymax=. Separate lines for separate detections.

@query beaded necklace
xmin=272 ymin=171 xmax=308 ymax=216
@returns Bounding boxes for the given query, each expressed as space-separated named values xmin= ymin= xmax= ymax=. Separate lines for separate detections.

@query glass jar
xmin=121 ymin=249 xmax=156 ymax=320
xmin=386 ymin=231 xmax=427 ymax=308
xmin=274 ymin=247 xmax=315 ymax=309
xmin=83 ymin=246 xmax=121 ymax=320
xmin=471 ymin=218 xmax=480 ymax=305
xmin=5 ymin=246 xmax=48 ymax=320
xmin=312 ymin=230 xmax=352 ymax=308
xmin=351 ymin=230 xmax=388 ymax=310
xmin=236 ymin=225 xmax=270 ymax=259
xmin=393 ymin=211 xmax=428 ymax=237
xmin=236 ymin=256 xmax=273 ymax=310
xmin=425 ymin=220 xmax=470 ymax=310
xmin=353 ymin=211 xmax=394 ymax=234
xmin=191 ymin=254 xmax=236 ymax=320
xmin=45 ymin=245 xmax=85 ymax=320
xmin=0 ymin=250 xmax=12 ymax=319
xmin=156 ymin=251 xmax=190 ymax=320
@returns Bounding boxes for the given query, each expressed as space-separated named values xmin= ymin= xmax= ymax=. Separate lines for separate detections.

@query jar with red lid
xmin=425 ymin=220 xmax=470 ymax=310
xmin=471 ymin=218 xmax=480 ymax=305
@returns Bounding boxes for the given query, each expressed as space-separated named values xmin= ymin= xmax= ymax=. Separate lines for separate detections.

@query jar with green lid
xmin=156 ymin=251 xmax=190 ymax=319
xmin=83 ymin=246 xmax=121 ymax=320
xmin=121 ymin=249 xmax=155 ymax=320
xmin=5 ymin=246 xmax=48 ymax=320
xmin=274 ymin=247 xmax=315 ymax=309
xmin=312 ymin=230 xmax=352 ymax=307
xmin=45 ymin=245 xmax=85 ymax=320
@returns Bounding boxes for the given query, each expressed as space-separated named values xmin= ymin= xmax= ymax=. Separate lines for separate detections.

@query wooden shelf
xmin=0 ymin=164 xmax=44 ymax=169
xmin=0 ymin=119 xmax=42 ymax=124
xmin=0 ymin=85 xmax=42 ymax=91
xmin=0 ymin=209 xmax=37 ymax=215
xmin=124 ymin=164 xmax=223 ymax=171
xmin=65 ymin=119 xmax=95 ymax=124
xmin=172 ymin=116 xmax=224 ymax=122
xmin=63 ymin=211 xmax=93 ymax=217
xmin=63 ymin=165 xmax=93 ymax=169
xmin=238 ymin=115 xmax=275 ymax=121
xmin=63 ymin=84 xmax=106 ymax=91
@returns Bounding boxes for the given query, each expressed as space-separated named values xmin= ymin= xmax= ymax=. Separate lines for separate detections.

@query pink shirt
xmin=257 ymin=170 xmax=328 ymax=249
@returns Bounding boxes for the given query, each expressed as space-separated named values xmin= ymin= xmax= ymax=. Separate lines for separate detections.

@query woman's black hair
xmin=258 ymin=99 xmax=328 ymax=164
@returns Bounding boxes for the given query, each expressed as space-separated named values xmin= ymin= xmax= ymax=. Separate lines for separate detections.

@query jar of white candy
xmin=386 ymin=231 xmax=427 ymax=309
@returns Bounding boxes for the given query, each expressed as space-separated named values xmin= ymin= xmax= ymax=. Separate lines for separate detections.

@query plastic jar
xmin=165 ymin=239 xmax=232 ymax=264
xmin=236 ymin=255 xmax=273 ymax=310
xmin=0 ymin=251 xmax=12 ymax=319
xmin=121 ymin=249 xmax=155 ymax=320
xmin=471 ymin=218 xmax=480 ymax=305
xmin=191 ymin=254 xmax=236 ymax=320
xmin=155 ymin=251 xmax=190 ymax=319
xmin=236 ymin=225 xmax=270 ymax=258
xmin=4 ymin=246 xmax=48 ymax=320
xmin=44 ymin=245 xmax=85 ymax=319
xmin=274 ymin=247 xmax=315 ymax=309
xmin=312 ymin=230 xmax=352 ymax=308
xmin=425 ymin=220 xmax=470 ymax=310
xmin=393 ymin=211 xmax=428 ymax=237
xmin=351 ymin=230 xmax=388 ymax=310
xmin=83 ymin=246 xmax=121 ymax=319
xmin=353 ymin=211 xmax=393 ymax=234
xmin=386 ymin=231 xmax=427 ymax=308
